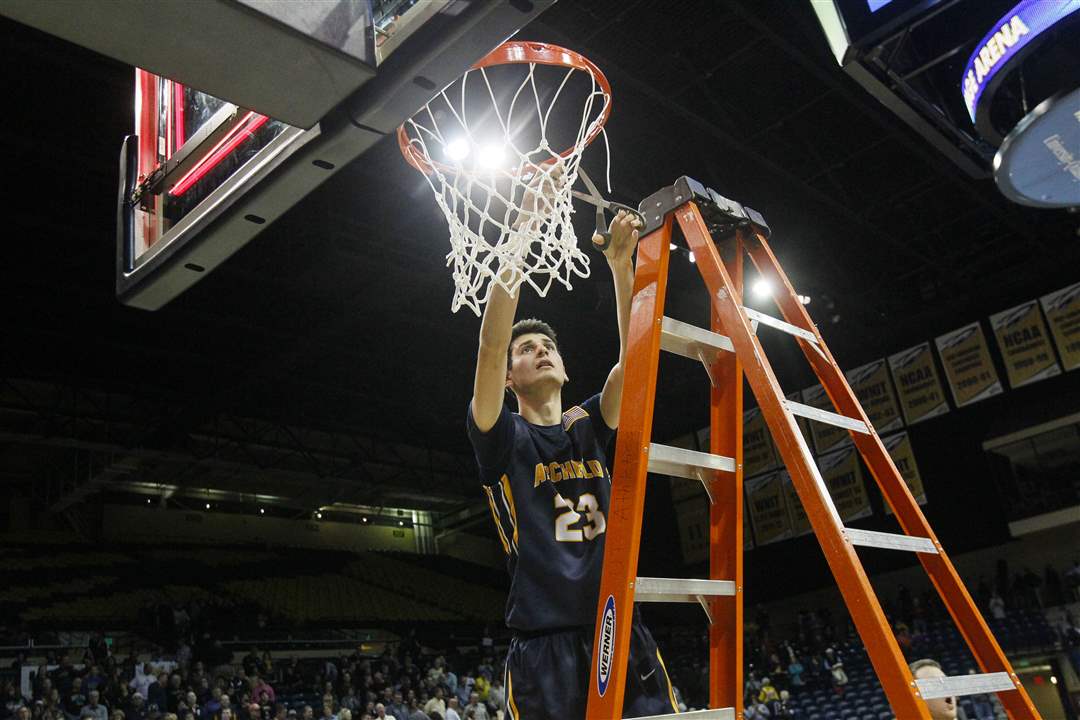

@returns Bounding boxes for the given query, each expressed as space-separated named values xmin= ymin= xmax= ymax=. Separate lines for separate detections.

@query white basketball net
xmin=400 ymin=58 xmax=612 ymax=315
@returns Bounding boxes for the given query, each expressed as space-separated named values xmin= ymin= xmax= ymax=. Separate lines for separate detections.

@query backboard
xmin=1 ymin=0 xmax=554 ymax=309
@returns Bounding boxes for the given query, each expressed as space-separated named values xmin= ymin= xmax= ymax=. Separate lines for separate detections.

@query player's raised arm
xmin=596 ymin=209 xmax=641 ymax=429
xmin=471 ymin=275 xmax=519 ymax=433
xmin=471 ymin=165 xmax=566 ymax=432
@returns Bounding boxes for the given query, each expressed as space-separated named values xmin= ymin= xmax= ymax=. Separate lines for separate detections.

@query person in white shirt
xmin=130 ymin=665 xmax=155 ymax=699
xmin=422 ymin=689 xmax=445 ymax=719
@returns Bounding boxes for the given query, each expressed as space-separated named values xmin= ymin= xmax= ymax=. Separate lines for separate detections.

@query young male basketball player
xmin=467 ymin=170 xmax=681 ymax=719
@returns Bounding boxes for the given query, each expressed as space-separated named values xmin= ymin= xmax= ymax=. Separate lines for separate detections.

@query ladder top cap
xmin=637 ymin=176 xmax=771 ymax=238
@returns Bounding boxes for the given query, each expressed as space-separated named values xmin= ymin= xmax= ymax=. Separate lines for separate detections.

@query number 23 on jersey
xmin=554 ymin=493 xmax=607 ymax=542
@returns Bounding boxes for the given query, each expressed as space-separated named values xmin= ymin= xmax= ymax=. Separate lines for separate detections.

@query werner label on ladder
xmin=586 ymin=176 xmax=1040 ymax=720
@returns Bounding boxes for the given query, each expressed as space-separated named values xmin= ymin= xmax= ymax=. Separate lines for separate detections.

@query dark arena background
xmin=1 ymin=1 xmax=1079 ymax=719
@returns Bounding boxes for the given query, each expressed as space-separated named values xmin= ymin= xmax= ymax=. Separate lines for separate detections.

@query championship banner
xmin=802 ymin=384 xmax=851 ymax=454
xmin=881 ymin=431 xmax=927 ymax=514
xmin=846 ymin=359 xmax=904 ymax=433
xmin=888 ymin=342 xmax=950 ymax=425
xmin=746 ymin=471 xmax=794 ymax=545
xmin=674 ymin=498 xmax=708 ymax=564
xmin=745 ymin=503 xmax=754 ymax=551
xmin=935 ymin=322 xmax=1003 ymax=407
xmin=781 ymin=470 xmax=813 ymax=537
xmin=788 ymin=390 xmax=811 ymax=440
xmin=989 ymin=300 xmax=1061 ymax=388
xmin=818 ymin=446 xmax=873 ymax=522
xmin=1041 ymin=281 xmax=1080 ymax=372
xmin=744 ymin=406 xmax=779 ymax=476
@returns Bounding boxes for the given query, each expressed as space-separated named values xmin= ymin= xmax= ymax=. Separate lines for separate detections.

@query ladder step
xmin=844 ymin=528 xmax=938 ymax=554
xmin=742 ymin=306 xmax=819 ymax=345
xmin=915 ymin=671 xmax=1016 ymax=699
xmin=647 ymin=443 xmax=735 ymax=480
xmin=630 ymin=709 xmax=734 ymax=720
xmin=660 ymin=316 xmax=734 ymax=359
xmin=784 ymin=399 xmax=869 ymax=434
xmin=634 ymin=576 xmax=737 ymax=603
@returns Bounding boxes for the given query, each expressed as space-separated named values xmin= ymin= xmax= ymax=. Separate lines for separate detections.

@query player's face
xmin=507 ymin=333 xmax=568 ymax=394
xmin=914 ymin=666 xmax=956 ymax=720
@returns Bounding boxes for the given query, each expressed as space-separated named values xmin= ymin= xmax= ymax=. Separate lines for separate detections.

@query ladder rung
xmin=630 ymin=709 xmax=734 ymax=720
xmin=915 ymin=671 xmax=1016 ymax=699
xmin=844 ymin=528 xmax=938 ymax=554
xmin=784 ymin=399 xmax=869 ymax=434
xmin=634 ymin=576 xmax=737 ymax=603
xmin=742 ymin=306 xmax=819 ymax=345
xmin=660 ymin=316 xmax=734 ymax=359
xmin=647 ymin=443 xmax=735 ymax=480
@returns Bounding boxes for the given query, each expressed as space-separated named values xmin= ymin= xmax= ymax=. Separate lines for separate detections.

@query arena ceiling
xmin=1 ymin=0 xmax=1077 ymax=520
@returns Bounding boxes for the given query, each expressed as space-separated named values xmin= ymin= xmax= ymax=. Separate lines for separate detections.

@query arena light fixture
xmin=688 ymin=251 xmax=695 ymax=263
xmin=398 ymin=520 xmax=405 ymax=526
xmin=752 ymin=278 xmax=772 ymax=299
xmin=444 ymin=137 xmax=470 ymax=162
xmin=478 ymin=142 xmax=506 ymax=168
xmin=259 ymin=508 xmax=265 ymax=515
xmin=205 ymin=502 xmax=211 ymax=510
xmin=315 ymin=511 xmax=323 ymax=519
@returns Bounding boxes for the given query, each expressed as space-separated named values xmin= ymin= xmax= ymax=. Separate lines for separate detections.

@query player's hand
xmin=515 ymin=161 xmax=566 ymax=228
xmin=593 ymin=209 xmax=641 ymax=265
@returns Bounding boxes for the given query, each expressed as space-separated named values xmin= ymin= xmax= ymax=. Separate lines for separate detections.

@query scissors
xmin=572 ymin=167 xmax=645 ymax=252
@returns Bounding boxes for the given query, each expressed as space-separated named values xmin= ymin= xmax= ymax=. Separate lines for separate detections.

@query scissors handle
xmin=593 ymin=202 xmax=643 ymax=252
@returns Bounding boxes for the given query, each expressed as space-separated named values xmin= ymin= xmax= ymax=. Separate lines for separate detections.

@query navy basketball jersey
xmin=467 ymin=394 xmax=614 ymax=632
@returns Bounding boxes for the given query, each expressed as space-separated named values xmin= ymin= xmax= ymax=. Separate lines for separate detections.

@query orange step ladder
xmin=585 ymin=177 xmax=1041 ymax=720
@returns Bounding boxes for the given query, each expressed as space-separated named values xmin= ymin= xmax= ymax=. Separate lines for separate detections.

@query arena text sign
xmin=961 ymin=0 xmax=1080 ymax=122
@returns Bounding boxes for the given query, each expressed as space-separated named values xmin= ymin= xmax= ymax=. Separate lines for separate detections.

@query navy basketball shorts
xmin=503 ymin=619 xmax=680 ymax=719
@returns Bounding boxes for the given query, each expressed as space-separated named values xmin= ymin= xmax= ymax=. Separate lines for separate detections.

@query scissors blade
xmin=571 ymin=189 xmax=608 ymax=209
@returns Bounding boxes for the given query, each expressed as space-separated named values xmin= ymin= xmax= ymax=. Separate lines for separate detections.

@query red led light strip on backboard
xmin=174 ymin=82 xmax=186 ymax=148
xmin=168 ymin=110 xmax=270 ymax=197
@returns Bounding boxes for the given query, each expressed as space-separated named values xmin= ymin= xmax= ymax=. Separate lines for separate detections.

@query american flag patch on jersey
xmin=562 ymin=404 xmax=589 ymax=430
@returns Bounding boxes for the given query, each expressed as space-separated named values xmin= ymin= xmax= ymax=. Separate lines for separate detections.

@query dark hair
xmin=507 ymin=318 xmax=559 ymax=367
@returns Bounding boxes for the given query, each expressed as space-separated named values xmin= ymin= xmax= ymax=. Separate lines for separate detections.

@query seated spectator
xmin=440 ymin=701 xmax=459 ymax=720
xmin=461 ymin=695 xmax=485 ymax=720
xmin=126 ymin=694 xmax=147 ymax=720
xmin=896 ymin=622 xmax=913 ymax=653
xmin=145 ymin=677 xmax=166 ymax=714
xmin=989 ymin=592 xmax=1006 ymax=620
xmin=65 ymin=679 xmax=88 ymax=719
xmin=421 ymin=691 xmax=443 ymax=720
xmin=770 ymin=689 xmax=793 ymax=719
xmin=201 ymin=691 xmax=220 ymax=720
xmin=757 ymin=677 xmax=778 ymax=704
xmin=249 ymin=678 xmax=272 ymax=711
xmin=80 ymin=693 xmax=107 ymax=720
xmin=386 ymin=693 xmax=407 ymax=720
xmin=178 ymin=693 xmax=199 ymax=720
xmin=786 ymin=656 xmax=804 ymax=688
xmin=483 ymin=678 xmax=502 ymax=717
xmin=826 ymin=657 xmax=848 ymax=697
xmin=405 ymin=698 xmax=427 ymax=720
xmin=744 ymin=701 xmax=772 ymax=719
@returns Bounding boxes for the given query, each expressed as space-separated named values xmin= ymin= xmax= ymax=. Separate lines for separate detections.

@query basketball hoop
xmin=397 ymin=41 xmax=614 ymax=315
